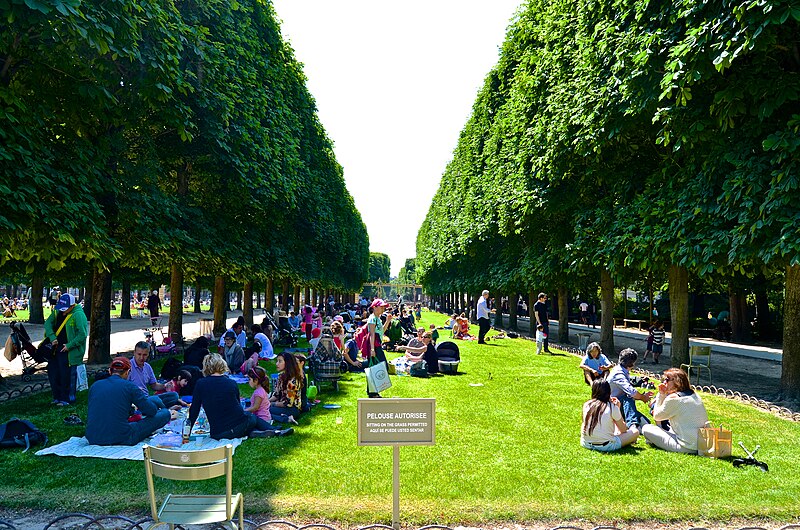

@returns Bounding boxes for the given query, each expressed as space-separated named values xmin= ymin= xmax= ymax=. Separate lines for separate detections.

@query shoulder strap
xmin=55 ymin=313 xmax=73 ymax=337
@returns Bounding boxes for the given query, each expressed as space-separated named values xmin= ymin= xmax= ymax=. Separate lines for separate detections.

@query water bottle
xmin=182 ymin=419 xmax=191 ymax=444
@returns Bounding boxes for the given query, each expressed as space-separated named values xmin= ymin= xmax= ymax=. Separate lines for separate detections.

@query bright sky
xmin=271 ymin=1 xmax=523 ymax=277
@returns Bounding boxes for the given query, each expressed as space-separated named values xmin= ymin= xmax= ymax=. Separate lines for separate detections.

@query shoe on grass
xmin=249 ymin=430 xmax=278 ymax=438
xmin=278 ymin=428 xmax=294 ymax=436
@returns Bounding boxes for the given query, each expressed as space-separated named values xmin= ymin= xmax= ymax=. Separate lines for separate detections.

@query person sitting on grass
xmin=269 ymin=351 xmax=302 ymax=425
xmin=250 ymin=324 xmax=274 ymax=359
xmin=641 ymin=368 xmax=708 ymax=454
xmin=579 ymin=342 xmax=612 ymax=384
xmin=129 ymin=342 xmax=185 ymax=408
xmin=444 ymin=314 xmax=457 ymax=330
xmin=580 ymin=379 xmax=639 ymax=452
xmin=429 ymin=324 xmax=439 ymax=345
xmin=158 ymin=370 xmax=192 ymax=396
xmin=244 ymin=366 xmax=273 ymax=426
xmin=608 ymin=348 xmax=653 ymax=431
xmin=184 ymin=335 xmax=211 ymax=368
xmin=189 ymin=354 xmax=291 ymax=439
xmin=86 ymin=356 xmax=174 ymax=446
xmin=330 ymin=320 xmax=347 ymax=350
xmin=287 ymin=311 xmax=301 ymax=331
xmin=220 ymin=331 xmax=245 ymax=374
xmin=342 ymin=338 xmax=364 ymax=372
xmin=397 ymin=332 xmax=439 ymax=375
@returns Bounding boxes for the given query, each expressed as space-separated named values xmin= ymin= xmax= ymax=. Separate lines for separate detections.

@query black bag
xmin=0 ymin=418 xmax=47 ymax=452
xmin=93 ymin=369 xmax=111 ymax=382
xmin=160 ymin=356 xmax=182 ymax=380
xmin=33 ymin=339 xmax=54 ymax=364
xmin=410 ymin=361 xmax=429 ymax=378
xmin=507 ymin=331 xmax=519 ymax=338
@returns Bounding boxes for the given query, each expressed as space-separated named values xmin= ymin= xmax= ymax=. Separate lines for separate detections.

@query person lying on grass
xmin=189 ymin=353 xmax=290 ymax=439
xmin=641 ymin=368 xmax=709 ymax=454
xmin=579 ymin=342 xmax=612 ymax=385
xmin=580 ymin=379 xmax=639 ymax=452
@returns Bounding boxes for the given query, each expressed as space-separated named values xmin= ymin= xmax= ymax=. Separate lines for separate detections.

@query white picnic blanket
xmin=35 ymin=435 xmax=243 ymax=460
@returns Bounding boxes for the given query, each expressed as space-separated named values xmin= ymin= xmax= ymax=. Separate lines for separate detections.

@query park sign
xmin=357 ymin=398 xmax=435 ymax=446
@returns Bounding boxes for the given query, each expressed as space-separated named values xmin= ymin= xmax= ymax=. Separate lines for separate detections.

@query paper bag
xmin=697 ymin=422 xmax=732 ymax=458
xmin=76 ymin=364 xmax=89 ymax=392
xmin=365 ymin=360 xmax=392 ymax=394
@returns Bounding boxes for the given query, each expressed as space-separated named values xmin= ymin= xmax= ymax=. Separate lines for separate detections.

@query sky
xmin=270 ymin=1 xmax=523 ymax=277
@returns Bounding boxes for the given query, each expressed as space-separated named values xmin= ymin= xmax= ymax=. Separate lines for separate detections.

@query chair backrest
xmin=143 ymin=444 xmax=234 ymax=521
xmin=689 ymin=345 xmax=712 ymax=366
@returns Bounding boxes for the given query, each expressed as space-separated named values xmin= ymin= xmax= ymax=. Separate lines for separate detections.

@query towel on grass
xmin=35 ymin=435 xmax=243 ymax=460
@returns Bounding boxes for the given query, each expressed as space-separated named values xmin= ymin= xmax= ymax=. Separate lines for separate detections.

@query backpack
xmin=160 ymin=356 xmax=183 ymax=380
xmin=353 ymin=323 xmax=378 ymax=357
xmin=0 ymin=418 xmax=47 ymax=452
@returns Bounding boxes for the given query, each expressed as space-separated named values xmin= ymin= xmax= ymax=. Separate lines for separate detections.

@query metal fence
xmin=1 ymin=515 xmax=799 ymax=530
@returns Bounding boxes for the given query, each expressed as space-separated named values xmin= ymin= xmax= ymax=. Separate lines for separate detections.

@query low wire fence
xmin=1 ymin=515 xmax=799 ymax=530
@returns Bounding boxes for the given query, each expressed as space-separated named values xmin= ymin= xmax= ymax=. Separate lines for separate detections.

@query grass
xmin=0 ymin=310 xmax=799 ymax=524
xmin=1 ymin=305 xmax=213 ymax=322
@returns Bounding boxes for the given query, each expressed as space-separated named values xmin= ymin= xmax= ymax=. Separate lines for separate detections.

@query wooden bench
xmin=614 ymin=318 xmax=647 ymax=330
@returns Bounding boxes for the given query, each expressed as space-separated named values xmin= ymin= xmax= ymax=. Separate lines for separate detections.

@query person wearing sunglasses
xmin=641 ymin=368 xmax=709 ymax=453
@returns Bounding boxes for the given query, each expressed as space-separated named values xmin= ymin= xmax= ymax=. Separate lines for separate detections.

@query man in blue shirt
xmin=608 ymin=348 xmax=653 ymax=431
xmin=86 ymin=357 xmax=173 ymax=446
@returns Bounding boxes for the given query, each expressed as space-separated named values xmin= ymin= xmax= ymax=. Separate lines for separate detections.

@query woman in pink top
xmin=245 ymin=366 xmax=272 ymax=424
xmin=302 ymin=305 xmax=314 ymax=342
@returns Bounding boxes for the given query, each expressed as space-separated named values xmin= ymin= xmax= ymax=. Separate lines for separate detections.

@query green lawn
xmin=0 ymin=310 xmax=798 ymax=524
xmin=1 ymin=304 xmax=212 ymax=323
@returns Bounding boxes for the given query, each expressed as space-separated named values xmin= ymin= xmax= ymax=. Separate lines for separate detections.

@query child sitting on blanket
xmin=244 ymin=366 xmax=272 ymax=425
xmin=156 ymin=370 xmax=190 ymax=407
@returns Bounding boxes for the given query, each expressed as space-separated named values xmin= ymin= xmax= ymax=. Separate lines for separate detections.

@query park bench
xmin=614 ymin=318 xmax=647 ymax=330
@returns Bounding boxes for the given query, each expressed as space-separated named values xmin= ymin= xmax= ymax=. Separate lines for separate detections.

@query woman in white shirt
xmin=641 ymin=368 xmax=709 ymax=453
xmin=581 ymin=379 xmax=639 ymax=452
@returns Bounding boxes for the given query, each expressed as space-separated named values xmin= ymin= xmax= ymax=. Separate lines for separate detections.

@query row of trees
xmin=1 ymin=0 xmax=369 ymax=360
xmin=416 ymin=0 xmax=800 ymax=399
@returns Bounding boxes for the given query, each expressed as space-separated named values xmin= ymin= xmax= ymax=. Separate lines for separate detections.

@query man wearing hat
xmin=218 ymin=320 xmax=246 ymax=350
xmin=44 ymin=293 xmax=88 ymax=406
xmin=86 ymin=357 xmax=174 ymax=446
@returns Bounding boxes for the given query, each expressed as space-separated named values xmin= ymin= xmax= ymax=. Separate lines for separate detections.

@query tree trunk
xmin=281 ymin=279 xmax=290 ymax=312
xmin=88 ymin=267 xmax=112 ymax=364
xmin=243 ymin=281 xmax=254 ymax=329
xmin=293 ymin=284 xmax=301 ymax=312
xmin=213 ymin=276 xmax=226 ymax=336
xmin=494 ymin=291 xmax=504 ymax=328
xmin=120 ymin=279 xmax=132 ymax=319
xmin=169 ymin=263 xmax=183 ymax=342
xmin=558 ymin=286 xmax=569 ymax=343
xmin=194 ymin=281 xmax=202 ymax=313
xmin=600 ymin=270 xmax=615 ymax=358
xmin=29 ymin=276 xmax=44 ymax=324
xmin=529 ymin=289 xmax=536 ymax=337
xmin=508 ymin=292 xmax=518 ymax=331
xmin=235 ymin=289 xmax=242 ymax=311
xmin=255 ymin=288 xmax=262 ymax=310
xmin=266 ymin=278 xmax=275 ymax=313
xmin=668 ymin=265 xmax=690 ymax=367
xmin=304 ymin=287 xmax=310 ymax=307
xmin=780 ymin=264 xmax=800 ymax=401
xmin=83 ymin=272 xmax=94 ymax=316
xmin=729 ymin=284 xmax=748 ymax=343
xmin=754 ymin=275 xmax=772 ymax=341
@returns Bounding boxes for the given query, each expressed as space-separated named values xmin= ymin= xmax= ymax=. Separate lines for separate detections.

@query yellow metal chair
xmin=143 ymin=444 xmax=243 ymax=530
xmin=680 ymin=345 xmax=712 ymax=385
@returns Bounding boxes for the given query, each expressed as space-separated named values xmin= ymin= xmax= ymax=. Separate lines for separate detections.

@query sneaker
xmin=56 ymin=401 xmax=70 ymax=407
xmin=249 ymin=430 xmax=278 ymax=438
xmin=278 ymin=428 xmax=294 ymax=436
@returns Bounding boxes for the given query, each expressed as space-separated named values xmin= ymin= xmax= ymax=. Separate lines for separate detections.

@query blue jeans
xmin=269 ymin=405 xmax=301 ymax=424
xmin=48 ymin=351 xmax=77 ymax=403
xmin=157 ymin=391 xmax=180 ymax=408
xmin=126 ymin=396 xmax=171 ymax=445
xmin=619 ymin=395 xmax=650 ymax=428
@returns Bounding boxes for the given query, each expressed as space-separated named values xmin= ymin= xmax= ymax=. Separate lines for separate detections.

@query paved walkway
xmin=1 ymin=309 xmax=262 ymax=378
xmin=489 ymin=315 xmax=787 ymax=405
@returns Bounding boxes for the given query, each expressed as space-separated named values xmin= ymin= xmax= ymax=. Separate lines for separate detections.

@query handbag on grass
xmin=365 ymin=358 xmax=392 ymax=394
xmin=697 ymin=422 xmax=732 ymax=458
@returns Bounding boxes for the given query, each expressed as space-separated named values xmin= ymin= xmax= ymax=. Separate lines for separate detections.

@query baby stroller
xmin=261 ymin=312 xmax=297 ymax=348
xmin=5 ymin=322 xmax=45 ymax=381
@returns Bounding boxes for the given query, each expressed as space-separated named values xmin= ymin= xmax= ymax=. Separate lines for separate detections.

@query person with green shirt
xmin=44 ymin=293 xmax=88 ymax=406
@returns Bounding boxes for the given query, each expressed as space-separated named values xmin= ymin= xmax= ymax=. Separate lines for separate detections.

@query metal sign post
xmin=358 ymin=398 xmax=436 ymax=530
